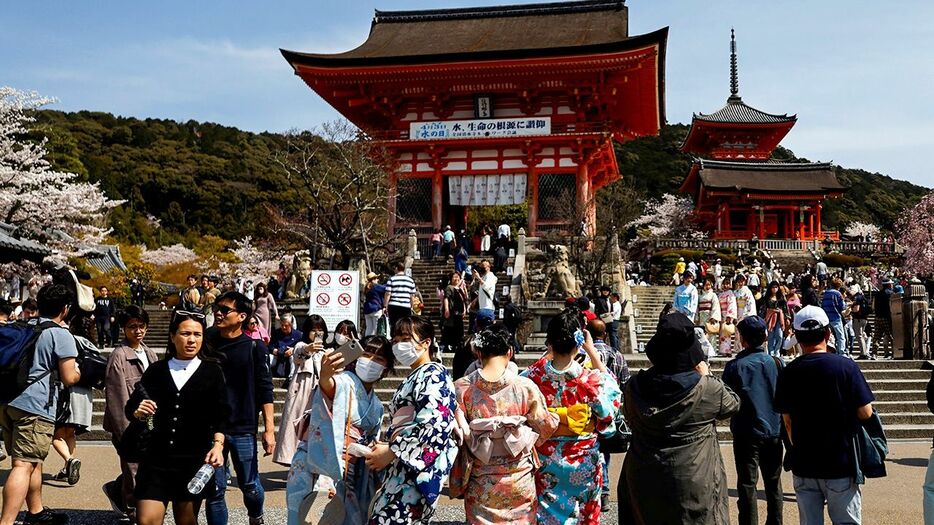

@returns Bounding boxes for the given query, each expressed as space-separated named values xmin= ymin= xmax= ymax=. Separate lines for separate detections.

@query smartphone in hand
xmin=336 ymin=338 xmax=365 ymax=364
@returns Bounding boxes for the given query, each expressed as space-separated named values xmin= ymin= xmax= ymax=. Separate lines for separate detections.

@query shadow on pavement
xmin=892 ymin=457 xmax=929 ymax=468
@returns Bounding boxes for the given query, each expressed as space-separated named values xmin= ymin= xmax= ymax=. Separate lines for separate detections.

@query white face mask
xmin=334 ymin=333 xmax=350 ymax=346
xmin=392 ymin=340 xmax=422 ymax=367
xmin=355 ymin=357 xmax=385 ymax=382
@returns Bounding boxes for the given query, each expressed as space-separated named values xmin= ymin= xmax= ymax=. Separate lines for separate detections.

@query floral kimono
xmin=286 ymin=372 xmax=383 ymax=525
xmin=521 ymin=358 xmax=621 ymax=525
xmin=696 ymin=289 xmax=722 ymax=354
xmin=368 ymin=361 xmax=458 ymax=525
xmin=452 ymin=369 xmax=559 ymax=524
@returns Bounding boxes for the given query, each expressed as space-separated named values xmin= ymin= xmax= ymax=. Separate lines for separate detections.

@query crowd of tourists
xmin=669 ymin=254 xmax=906 ymax=360
xmin=0 ymin=250 xmax=919 ymax=525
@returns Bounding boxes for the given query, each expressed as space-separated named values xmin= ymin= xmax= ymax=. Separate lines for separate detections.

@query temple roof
xmin=0 ymin=228 xmax=52 ymax=258
xmin=281 ymin=0 xmax=637 ymax=67
xmin=693 ymin=97 xmax=796 ymax=125
xmin=681 ymin=159 xmax=845 ymax=195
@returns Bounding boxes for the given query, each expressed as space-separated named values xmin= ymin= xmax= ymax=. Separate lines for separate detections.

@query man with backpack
xmin=0 ymin=284 xmax=82 ymax=525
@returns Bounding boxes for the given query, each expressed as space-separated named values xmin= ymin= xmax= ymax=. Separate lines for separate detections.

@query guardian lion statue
xmin=542 ymin=244 xmax=580 ymax=298
xmin=284 ymin=251 xmax=313 ymax=299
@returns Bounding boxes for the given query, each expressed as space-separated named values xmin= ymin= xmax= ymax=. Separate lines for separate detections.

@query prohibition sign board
xmin=309 ymin=270 xmax=360 ymax=330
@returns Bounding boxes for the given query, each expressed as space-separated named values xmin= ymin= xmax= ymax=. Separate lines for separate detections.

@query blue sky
xmin=3 ymin=1 xmax=933 ymax=188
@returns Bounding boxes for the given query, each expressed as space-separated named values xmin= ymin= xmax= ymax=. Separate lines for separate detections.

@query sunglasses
xmin=174 ymin=310 xmax=205 ymax=319
xmin=213 ymin=304 xmax=238 ymax=316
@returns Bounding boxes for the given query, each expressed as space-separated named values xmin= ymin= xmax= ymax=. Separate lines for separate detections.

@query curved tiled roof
xmin=281 ymin=0 xmax=636 ymax=67
xmin=0 ymin=230 xmax=52 ymax=256
xmin=696 ymin=159 xmax=843 ymax=193
xmin=693 ymin=97 xmax=796 ymax=125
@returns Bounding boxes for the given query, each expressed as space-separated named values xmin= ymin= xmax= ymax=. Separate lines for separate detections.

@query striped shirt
xmin=386 ymin=274 xmax=417 ymax=308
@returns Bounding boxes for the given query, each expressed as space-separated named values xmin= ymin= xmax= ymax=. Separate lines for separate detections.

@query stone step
xmin=875 ymin=390 xmax=928 ymax=401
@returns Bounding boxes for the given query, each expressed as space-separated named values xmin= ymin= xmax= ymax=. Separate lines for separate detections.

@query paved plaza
xmin=2 ymin=440 xmax=927 ymax=524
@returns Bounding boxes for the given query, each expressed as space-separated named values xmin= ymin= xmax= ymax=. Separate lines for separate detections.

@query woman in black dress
xmin=128 ymin=312 xmax=228 ymax=525
xmin=442 ymin=271 xmax=470 ymax=379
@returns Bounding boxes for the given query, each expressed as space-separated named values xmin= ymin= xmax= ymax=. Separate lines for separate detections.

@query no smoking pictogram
xmin=338 ymin=293 xmax=352 ymax=306
xmin=339 ymin=273 xmax=353 ymax=286
xmin=316 ymin=293 xmax=330 ymax=306
xmin=317 ymin=273 xmax=331 ymax=286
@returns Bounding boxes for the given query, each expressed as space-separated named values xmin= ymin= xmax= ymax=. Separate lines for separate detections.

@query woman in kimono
xmin=274 ymin=314 xmax=328 ymax=466
xmin=717 ymin=277 xmax=737 ymax=356
xmin=521 ymin=309 xmax=621 ymax=525
xmin=695 ymin=276 xmax=722 ymax=355
xmin=285 ymin=335 xmax=393 ymax=525
xmin=618 ymin=313 xmax=739 ymax=525
xmin=733 ymin=274 xmax=756 ymax=353
xmin=366 ymin=316 xmax=459 ymax=525
xmin=453 ymin=324 xmax=558 ymax=524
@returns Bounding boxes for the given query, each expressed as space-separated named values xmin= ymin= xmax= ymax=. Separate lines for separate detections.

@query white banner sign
xmin=448 ymin=174 xmax=527 ymax=206
xmin=410 ymin=117 xmax=551 ymax=140
xmin=308 ymin=270 xmax=359 ymax=331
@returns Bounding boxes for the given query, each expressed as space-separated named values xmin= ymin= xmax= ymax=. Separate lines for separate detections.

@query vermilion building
xmin=680 ymin=31 xmax=844 ymax=241
xmin=281 ymin=0 xmax=667 ymax=238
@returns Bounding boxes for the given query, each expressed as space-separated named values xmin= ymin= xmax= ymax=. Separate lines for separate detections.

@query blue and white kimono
xmin=286 ymin=372 xmax=383 ymax=525
xmin=367 ymin=361 xmax=458 ymax=525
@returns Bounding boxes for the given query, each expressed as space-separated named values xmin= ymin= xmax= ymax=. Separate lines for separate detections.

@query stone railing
xmin=652 ymin=237 xmax=901 ymax=255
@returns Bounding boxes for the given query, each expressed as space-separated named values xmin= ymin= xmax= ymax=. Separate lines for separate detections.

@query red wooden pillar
xmin=723 ymin=201 xmax=731 ymax=234
xmin=816 ymin=203 xmax=823 ymax=237
xmin=576 ymin=162 xmax=591 ymax=232
xmin=431 ymin=171 xmax=443 ymax=230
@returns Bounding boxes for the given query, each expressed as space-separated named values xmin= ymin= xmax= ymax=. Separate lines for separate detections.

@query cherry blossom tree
xmin=626 ymin=193 xmax=701 ymax=238
xmin=139 ymin=243 xmax=198 ymax=266
xmin=0 ymin=87 xmax=122 ymax=249
xmin=229 ymin=236 xmax=282 ymax=283
xmin=897 ymin=192 xmax=934 ymax=277
xmin=844 ymin=221 xmax=881 ymax=241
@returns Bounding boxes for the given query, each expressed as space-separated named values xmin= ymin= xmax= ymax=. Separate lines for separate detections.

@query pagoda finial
xmin=729 ymin=28 xmax=740 ymax=101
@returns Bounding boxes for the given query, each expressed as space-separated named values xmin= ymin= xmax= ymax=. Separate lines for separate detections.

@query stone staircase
xmin=408 ymin=257 xmax=514 ymax=322
xmin=141 ymin=306 xmax=172 ymax=351
xmin=630 ymin=286 xmax=675 ymax=351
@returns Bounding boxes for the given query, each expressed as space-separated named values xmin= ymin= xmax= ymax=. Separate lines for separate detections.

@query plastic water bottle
xmin=187 ymin=464 xmax=215 ymax=494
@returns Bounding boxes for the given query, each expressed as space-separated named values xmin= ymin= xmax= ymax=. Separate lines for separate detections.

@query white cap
xmin=793 ymin=305 xmax=830 ymax=331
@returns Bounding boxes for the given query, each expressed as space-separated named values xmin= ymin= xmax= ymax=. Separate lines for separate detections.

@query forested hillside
xmin=34 ymin=111 xmax=928 ymax=247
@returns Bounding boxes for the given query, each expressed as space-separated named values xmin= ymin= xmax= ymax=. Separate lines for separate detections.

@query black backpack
xmin=0 ymin=320 xmax=63 ymax=404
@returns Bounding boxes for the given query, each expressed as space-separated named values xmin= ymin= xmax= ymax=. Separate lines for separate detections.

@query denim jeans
xmin=767 ymin=325 xmax=784 ymax=357
xmin=793 ymin=475 xmax=861 ymax=524
xmin=206 ymin=434 xmax=265 ymax=524
xmin=923 ymin=448 xmax=934 ymax=524
xmin=829 ymin=320 xmax=847 ymax=355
